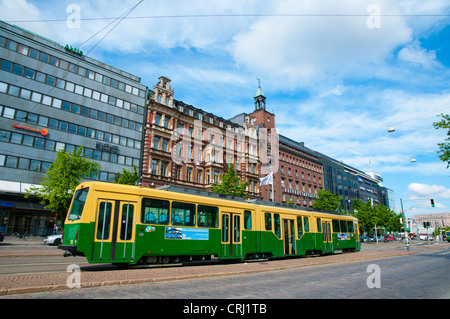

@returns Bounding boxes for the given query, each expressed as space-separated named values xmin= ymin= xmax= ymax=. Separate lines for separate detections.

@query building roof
xmin=254 ymin=85 xmax=265 ymax=98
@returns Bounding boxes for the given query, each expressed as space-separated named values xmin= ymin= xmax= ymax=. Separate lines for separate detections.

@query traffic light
xmin=430 ymin=199 xmax=435 ymax=207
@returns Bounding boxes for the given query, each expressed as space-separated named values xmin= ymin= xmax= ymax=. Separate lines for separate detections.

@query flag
xmin=259 ymin=172 xmax=273 ymax=186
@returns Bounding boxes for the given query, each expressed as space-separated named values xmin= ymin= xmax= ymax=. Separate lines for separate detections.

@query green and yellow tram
xmin=59 ymin=181 xmax=360 ymax=265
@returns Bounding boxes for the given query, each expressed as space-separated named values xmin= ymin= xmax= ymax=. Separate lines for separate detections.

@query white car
xmin=44 ymin=234 xmax=62 ymax=245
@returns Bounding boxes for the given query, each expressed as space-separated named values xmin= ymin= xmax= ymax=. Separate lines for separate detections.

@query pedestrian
xmin=54 ymin=224 xmax=58 ymax=234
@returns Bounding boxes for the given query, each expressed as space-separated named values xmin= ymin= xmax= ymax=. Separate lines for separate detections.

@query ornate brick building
xmin=141 ymin=77 xmax=261 ymax=198
xmin=231 ymin=83 xmax=324 ymax=207
xmin=278 ymin=135 xmax=323 ymax=207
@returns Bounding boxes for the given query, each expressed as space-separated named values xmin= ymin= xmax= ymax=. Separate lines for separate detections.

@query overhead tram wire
xmin=80 ymin=0 xmax=145 ymax=55
xmin=4 ymin=12 xmax=450 ymax=24
xmin=322 ymin=102 xmax=450 ymax=159
xmin=3 ymin=0 xmax=144 ymax=119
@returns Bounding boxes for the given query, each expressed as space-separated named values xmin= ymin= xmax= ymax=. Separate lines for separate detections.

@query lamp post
xmin=401 ymin=198 xmax=410 ymax=251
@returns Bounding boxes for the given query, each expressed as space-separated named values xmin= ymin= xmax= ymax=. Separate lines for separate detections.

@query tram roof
xmin=158 ymin=185 xmax=347 ymax=217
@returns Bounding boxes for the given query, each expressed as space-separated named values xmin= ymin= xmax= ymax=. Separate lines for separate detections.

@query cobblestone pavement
xmin=0 ymin=237 xmax=448 ymax=296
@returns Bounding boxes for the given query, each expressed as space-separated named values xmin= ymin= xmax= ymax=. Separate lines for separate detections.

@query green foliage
xmin=115 ymin=165 xmax=139 ymax=185
xmin=352 ymin=199 xmax=402 ymax=235
xmin=313 ymin=189 xmax=342 ymax=212
xmin=433 ymin=113 xmax=450 ymax=168
xmin=25 ymin=147 xmax=101 ymax=219
xmin=212 ymin=164 xmax=249 ymax=198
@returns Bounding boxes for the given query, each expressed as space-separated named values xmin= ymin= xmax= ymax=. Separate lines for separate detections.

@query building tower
xmin=254 ymin=78 xmax=266 ymax=111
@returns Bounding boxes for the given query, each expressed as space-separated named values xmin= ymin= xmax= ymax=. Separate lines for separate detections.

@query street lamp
xmin=400 ymin=199 xmax=410 ymax=251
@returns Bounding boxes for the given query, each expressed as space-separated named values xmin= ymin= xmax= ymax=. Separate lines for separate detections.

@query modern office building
xmin=320 ymin=153 xmax=393 ymax=211
xmin=0 ymin=21 xmax=147 ymax=235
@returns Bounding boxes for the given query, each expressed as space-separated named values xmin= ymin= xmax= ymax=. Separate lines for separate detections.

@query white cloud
xmin=398 ymin=0 xmax=450 ymax=36
xmin=0 ymin=0 xmax=54 ymax=37
xmin=408 ymin=183 xmax=450 ymax=199
xmin=398 ymin=41 xmax=439 ymax=68
xmin=231 ymin=0 xmax=412 ymax=89
xmin=276 ymin=88 xmax=450 ymax=176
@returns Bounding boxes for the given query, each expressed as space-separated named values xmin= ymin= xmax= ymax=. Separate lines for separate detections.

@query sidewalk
xmin=0 ymin=240 xmax=448 ymax=296
xmin=0 ymin=235 xmax=61 ymax=257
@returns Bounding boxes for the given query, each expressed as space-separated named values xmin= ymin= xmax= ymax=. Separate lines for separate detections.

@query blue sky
xmin=1 ymin=0 xmax=450 ymax=218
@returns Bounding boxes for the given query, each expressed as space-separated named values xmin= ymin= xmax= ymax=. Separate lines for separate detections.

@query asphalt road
xmin=2 ymin=246 xmax=448 ymax=299
xmin=0 ymin=256 xmax=89 ymax=275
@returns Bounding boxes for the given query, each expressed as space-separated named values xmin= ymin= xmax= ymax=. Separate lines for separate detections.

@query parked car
xmin=0 ymin=231 xmax=4 ymax=242
xmin=43 ymin=234 xmax=62 ymax=245
xmin=384 ymin=235 xmax=394 ymax=242
xmin=419 ymin=235 xmax=434 ymax=241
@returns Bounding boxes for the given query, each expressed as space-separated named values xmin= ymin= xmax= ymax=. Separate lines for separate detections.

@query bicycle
xmin=10 ymin=232 xmax=21 ymax=240
xmin=10 ymin=231 xmax=34 ymax=241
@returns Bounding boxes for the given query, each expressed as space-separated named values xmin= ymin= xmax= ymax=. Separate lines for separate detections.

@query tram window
xmin=304 ymin=217 xmax=309 ymax=232
xmin=171 ymin=202 xmax=195 ymax=226
xmin=222 ymin=214 xmax=229 ymax=242
xmin=297 ymin=216 xmax=303 ymax=237
xmin=264 ymin=213 xmax=272 ymax=230
xmin=141 ymin=198 xmax=170 ymax=225
xmin=234 ymin=215 xmax=240 ymax=242
xmin=347 ymin=221 xmax=354 ymax=233
xmin=316 ymin=218 xmax=321 ymax=232
xmin=340 ymin=220 xmax=348 ymax=233
xmin=332 ymin=220 xmax=340 ymax=233
xmin=274 ymin=214 xmax=281 ymax=238
xmin=68 ymin=187 xmax=89 ymax=220
xmin=244 ymin=210 xmax=252 ymax=230
xmin=197 ymin=205 xmax=218 ymax=228
xmin=120 ymin=204 xmax=134 ymax=240
xmin=97 ymin=201 xmax=112 ymax=240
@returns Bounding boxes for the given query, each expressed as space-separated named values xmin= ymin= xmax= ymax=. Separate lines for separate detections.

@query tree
xmin=313 ymin=189 xmax=342 ymax=212
xmin=377 ymin=204 xmax=403 ymax=233
xmin=25 ymin=147 xmax=101 ymax=220
xmin=433 ymin=113 xmax=450 ymax=168
xmin=352 ymin=199 xmax=402 ymax=235
xmin=212 ymin=164 xmax=249 ymax=198
xmin=115 ymin=165 xmax=139 ymax=185
xmin=352 ymin=199 xmax=378 ymax=235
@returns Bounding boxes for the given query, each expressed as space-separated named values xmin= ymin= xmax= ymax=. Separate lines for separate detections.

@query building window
xmin=154 ymin=114 xmax=161 ymax=126
xmin=163 ymin=116 xmax=170 ymax=128
xmin=186 ymin=167 xmax=192 ymax=182
xmin=151 ymin=160 xmax=158 ymax=174
xmin=160 ymin=161 xmax=168 ymax=176
xmin=162 ymin=139 xmax=169 ymax=152
xmin=153 ymin=136 xmax=160 ymax=149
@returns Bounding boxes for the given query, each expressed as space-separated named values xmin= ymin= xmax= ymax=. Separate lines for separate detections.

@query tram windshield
xmin=68 ymin=187 xmax=89 ymax=221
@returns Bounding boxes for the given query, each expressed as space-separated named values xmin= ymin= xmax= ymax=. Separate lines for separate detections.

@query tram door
xmin=322 ymin=219 xmax=333 ymax=254
xmin=93 ymin=199 xmax=136 ymax=262
xmin=220 ymin=212 xmax=242 ymax=259
xmin=283 ymin=219 xmax=296 ymax=255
